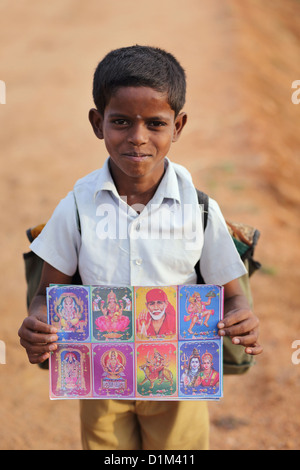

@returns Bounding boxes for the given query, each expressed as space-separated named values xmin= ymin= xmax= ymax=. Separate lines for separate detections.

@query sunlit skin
xmin=88 ymin=86 xmax=187 ymax=207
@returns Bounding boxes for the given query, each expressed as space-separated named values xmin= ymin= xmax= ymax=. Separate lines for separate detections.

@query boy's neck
xmin=108 ymin=158 xmax=166 ymax=207
xmin=122 ymin=179 xmax=163 ymax=207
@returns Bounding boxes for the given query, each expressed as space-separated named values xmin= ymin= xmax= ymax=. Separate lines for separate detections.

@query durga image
xmin=139 ymin=349 xmax=174 ymax=391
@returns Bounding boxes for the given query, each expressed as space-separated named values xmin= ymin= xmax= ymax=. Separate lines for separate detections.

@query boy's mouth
xmin=122 ymin=152 xmax=151 ymax=161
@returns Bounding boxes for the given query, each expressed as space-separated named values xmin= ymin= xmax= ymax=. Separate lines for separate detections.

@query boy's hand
xmin=218 ymin=308 xmax=263 ymax=355
xmin=18 ymin=299 xmax=58 ymax=364
xmin=220 ymin=279 xmax=263 ymax=356
xmin=18 ymin=262 xmax=73 ymax=364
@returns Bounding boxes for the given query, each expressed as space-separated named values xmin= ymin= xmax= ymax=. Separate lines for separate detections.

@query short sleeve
xmin=199 ymin=198 xmax=247 ymax=286
xmin=30 ymin=191 xmax=81 ymax=276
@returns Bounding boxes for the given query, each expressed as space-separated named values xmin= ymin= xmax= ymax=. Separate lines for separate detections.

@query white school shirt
xmin=30 ymin=158 xmax=247 ymax=287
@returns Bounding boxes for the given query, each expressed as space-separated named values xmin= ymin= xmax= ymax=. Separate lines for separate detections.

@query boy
xmin=18 ymin=45 xmax=262 ymax=450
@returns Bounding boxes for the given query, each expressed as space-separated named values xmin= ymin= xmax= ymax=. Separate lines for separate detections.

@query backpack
xmin=195 ymin=190 xmax=261 ymax=374
xmin=23 ymin=189 xmax=261 ymax=374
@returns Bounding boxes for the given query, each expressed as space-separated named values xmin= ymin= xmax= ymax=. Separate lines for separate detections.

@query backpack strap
xmin=196 ymin=189 xmax=209 ymax=231
xmin=194 ymin=189 xmax=209 ymax=283
xmin=73 ymin=191 xmax=81 ymax=235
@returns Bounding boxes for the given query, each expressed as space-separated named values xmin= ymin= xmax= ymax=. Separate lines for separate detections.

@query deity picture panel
xmin=178 ymin=285 xmax=223 ymax=341
xmin=47 ymin=285 xmax=90 ymax=342
xmin=50 ymin=344 xmax=92 ymax=399
xmin=178 ymin=340 xmax=222 ymax=399
xmin=136 ymin=342 xmax=178 ymax=398
xmin=134 ymin=286 xmax=177 ymax=341
xmin=91 ymin=286 xmax=133 ymax=342
xmin=92 ymin=343 xmax=135 ymax=398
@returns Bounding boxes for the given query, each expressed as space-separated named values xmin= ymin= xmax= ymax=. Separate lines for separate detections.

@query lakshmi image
xmin=101 ymin=348 xmax=126 ymax=380
xmin=95 ymin=290 xmax=130 ymax=334
xmin=184 ymin=291 xmax=215 ymax=334
xmin=201 ymin=351 xmax=219 ymax=388
xmin=181 ymin=347 xmax=202 ymax=388
xmin=53 ymin=293 xmax=84 ymax=332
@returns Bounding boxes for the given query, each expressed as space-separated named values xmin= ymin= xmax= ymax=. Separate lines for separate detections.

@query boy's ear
xmin=89 ymin=108 xmax=104 ymax=140
xmin=172 ymin=112 xmax=187 ymax=142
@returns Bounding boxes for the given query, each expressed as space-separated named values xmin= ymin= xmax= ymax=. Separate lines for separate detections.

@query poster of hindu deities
xmin=47 ymin=285 xmax=91 ymax=343
xmin=91 ymin=286 xmax=133 ymax=342
xmin=47 ymin=284 xmax=223 ymax=401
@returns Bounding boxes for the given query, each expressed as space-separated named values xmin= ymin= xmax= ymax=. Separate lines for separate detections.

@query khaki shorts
xmin=80 ymin=399 xmax=209 ymax=450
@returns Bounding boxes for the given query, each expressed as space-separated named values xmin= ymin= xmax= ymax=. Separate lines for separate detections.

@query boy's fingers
xmin=218 ymin=311 xmax=247 ymax=328
xmin=232 ymin=339 xmax=263 ymax=356
xmin=231 ymin=331 xmax=259 ymax=347
xmin=245 ymin=343 xmax=263 ymax=356
xmin=218 ymin=319 xmax=258 ymax=338
xmin=19 ymin=337 xmax=57 ymax=355
xmin=19 ymin=327 xmax=58 ymax=345
xmin=27 ymin=352 xmax=51 ymax=365
xmin=23 ymin=315 xmax=57 ymax=333
xmin=18 ymin=317 xmax=57 ymax=342
xmin=218 ymin=311 xmax=259 ymax=330
xmin=230 ymin=332 xmax=263 ymax=356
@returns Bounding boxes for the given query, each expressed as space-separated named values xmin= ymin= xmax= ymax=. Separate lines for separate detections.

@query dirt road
xmin=0 ymin=0 xmax=299 ymax=449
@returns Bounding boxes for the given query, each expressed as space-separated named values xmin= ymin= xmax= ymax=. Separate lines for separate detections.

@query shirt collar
xmin=94 ymin=157 xmax=181 ymax=204
xmin=93 ymin=158 xmax=119 ymax=200
xmin=151 ymin=158 xmax=181 ymax=205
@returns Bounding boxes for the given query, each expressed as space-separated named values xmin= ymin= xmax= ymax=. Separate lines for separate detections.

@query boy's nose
xmin=127 ymin=123 xmax=148 ymax=146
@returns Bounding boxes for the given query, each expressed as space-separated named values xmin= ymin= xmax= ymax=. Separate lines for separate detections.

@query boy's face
xmin=89 ymin=86 xmax=187 ymax=193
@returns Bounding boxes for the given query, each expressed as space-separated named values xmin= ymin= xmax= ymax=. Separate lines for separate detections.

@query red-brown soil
xmin=0 ymin=0 xmax=299 ymax=450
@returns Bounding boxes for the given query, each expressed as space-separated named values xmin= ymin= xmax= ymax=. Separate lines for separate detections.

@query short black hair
xmin=92 ymin=45 xmax=186 ymax=117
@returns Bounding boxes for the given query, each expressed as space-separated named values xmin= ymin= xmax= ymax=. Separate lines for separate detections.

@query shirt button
xmin=135 ymin=258 xmax=143 ymax=266
xmin=136 ymin=223 xmax=141 ymax=232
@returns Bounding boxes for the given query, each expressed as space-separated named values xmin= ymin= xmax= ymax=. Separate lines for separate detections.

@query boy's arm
xmin=18 ymin=262 xmax=72 ymax=364
xmin=218 ymin=278 xmax=263 ymax=356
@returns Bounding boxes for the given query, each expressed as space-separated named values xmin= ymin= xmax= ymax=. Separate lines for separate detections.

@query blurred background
xmin=0 ymin=0 xmax=299 ymax=450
